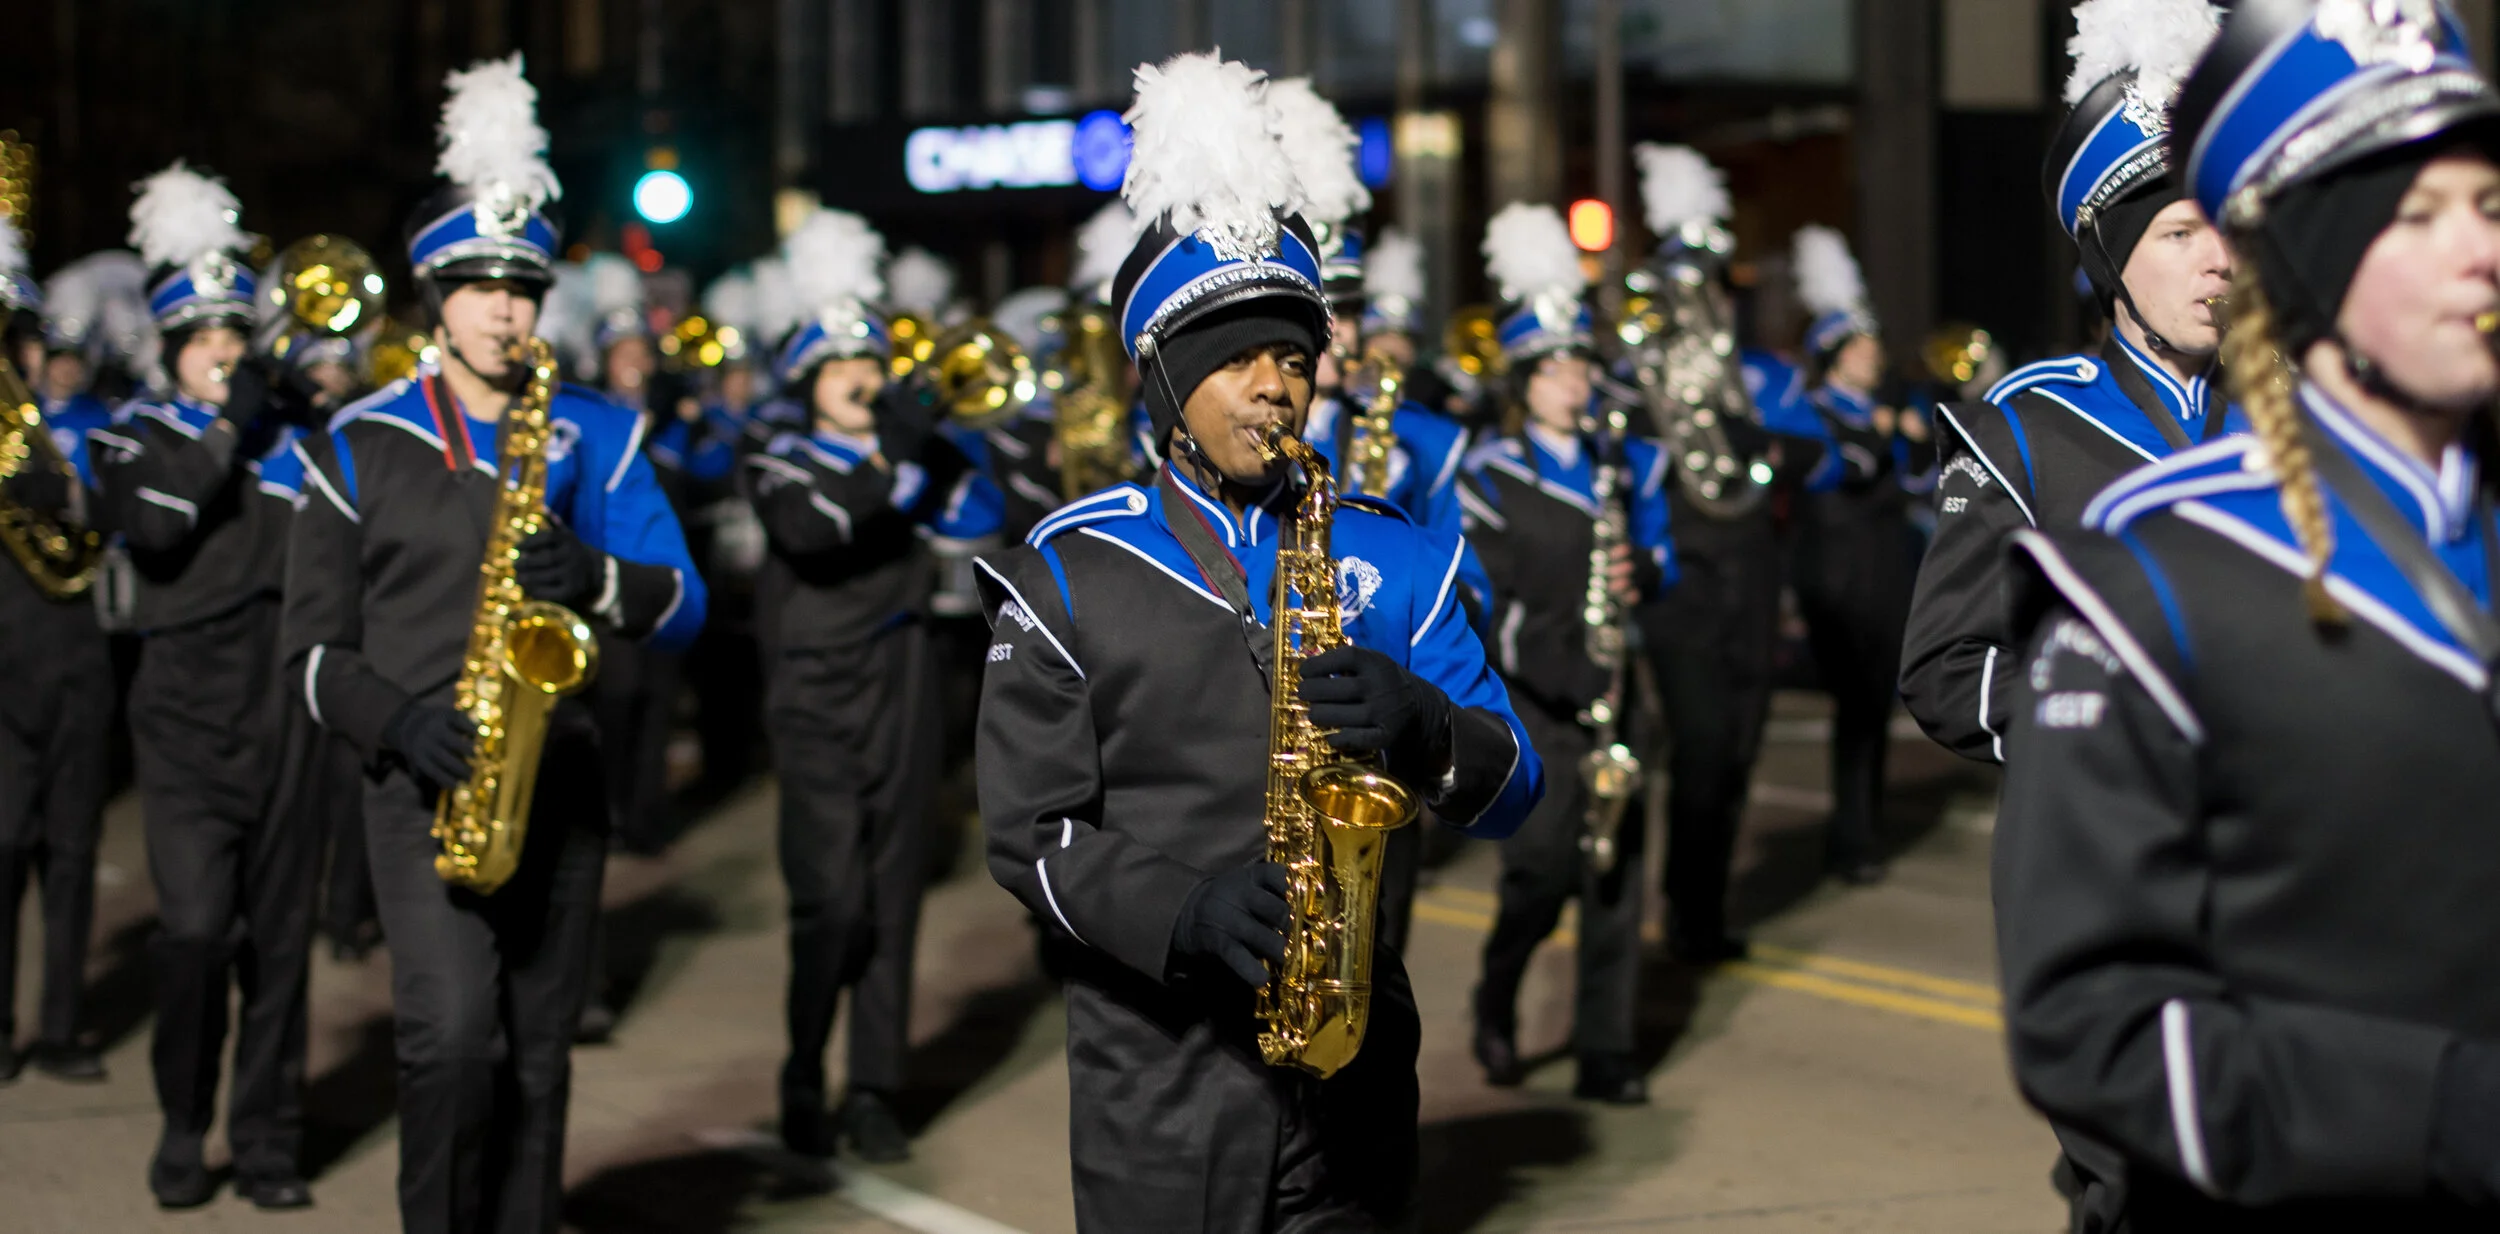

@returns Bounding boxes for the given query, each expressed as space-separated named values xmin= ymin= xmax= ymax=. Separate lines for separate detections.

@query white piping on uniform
xmin=1451 ymin=718 xmax=1524 ymax=828
xmin=2011 ymin=530 xmax=2207 ymax=744
xmin=1035 ymin=858 xmax=1086 ymax=944
xmin=1456 ymin=483 xmax=1506 ymax=531
xmin=2023 ymin=387 xmax=2158 ymax=464
xmin=651 ymin=569 xmax=687 ymax=637
xmin=1413 ymin=539 xmax=1465 ymax=648
xmin=1027 ymin=486 xmax=1141 ymax=546
xmin=303 ymin=646 xmax=327 ymax=725
xmin=806 ymin=492 xmax=855 ymax=541
xmin=607 ymin=412 xmax=647 ymax=493
xmin=972 ymin=557 xmax=1087 ymax=679
xmin=2161 ymin=999 xmax=2215 ymax=1192
xmin=2081 ymin=437 xmax=2256 ymax=529
xmin=1937 ymin=404 xmax=2037 ymax=529
xmin=1497 ymin=601 xmax=1524 ymax=675
xmin=137 ymin=487 xmax=200 ymax=523
xmin=2093 ymin=470 xmax=2276 ymax=535
xmin=1074 ymin=527 xmax=1231 ymax=613
xmin=1979 ymin=646 xmax=2003 ymax=764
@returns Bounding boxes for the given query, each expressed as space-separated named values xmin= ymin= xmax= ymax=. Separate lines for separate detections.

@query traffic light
xmin=1569 ymin=199 xmax=1614 ymax=252
xmin=634 ymin=169 xmax=692 ymax=225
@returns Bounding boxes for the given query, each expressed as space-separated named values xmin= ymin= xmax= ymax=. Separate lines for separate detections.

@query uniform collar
xmin=1817 ymin=382 xmax=1874 ymax=425
xmin=808 ymin=426 xmax=879 ymax=460
xmin=2301 ymin=383 xmax=2481 ymax=545
xmin=1523 ymin=421 xmax=1584 ymax=469
xmin=1154 ymin=461 xmax=1289 ymax=549
xmin=2111 ymin=331 xmax=2215 ymax=428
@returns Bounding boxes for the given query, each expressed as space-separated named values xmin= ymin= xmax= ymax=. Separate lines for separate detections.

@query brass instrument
xmin=929 ymin=319 xmax=1042 ymax=431
xmin=0 ymin=353 xmax=102 ymax=599
xmin=1443 ymin=304 xmax=1504 ymax=382
xmin=259 ymin=235 xmax=386 ymax=364
xmin=660 ymin=313 xmax=745 ymax=371
xmin=1050 ymin=304 xmax=1136 ymax=500
xmin=1922 ymin=323 xmax=1996 ymax=389
xmin=1253 ymin=424 xmax=1420 ymax=1078
xmin=1341 ymin=351 xmax=1405 ymax=499
xmin=1634 ymin=258 xmax=1769 ymax=519
xmin=369 ymin=316 xmax=437 ymax=388
xmin=432 ymin=338 xmax=600 ymax=894
xmin=888 ymin=312 xmax=938 ymax=380
xmin=1577 ymin=408 xmax=1641 ymax=874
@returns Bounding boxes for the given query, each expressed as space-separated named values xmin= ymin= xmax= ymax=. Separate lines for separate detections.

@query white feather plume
xmin=1363 ymin=227 xmax=1425 ymax=304
xmin=702 ymin=270 xmax=757 ymax=333
xmin=992 ymin=287 xmax=1070 ymax=355
xmin=47 ymin=251 xmax=148 ymax=353
xmin=1635 ymin=144 xmax=1730 ymax=235
xmin=1121 ymin=51 xmax=1304 ymax=259
xmin=1791 ymin=225 xmax=1866 ymax=317
xmin=749 ymin=257 xmax=803 ymax=346
xmin=126 ymin=163 xmax=246 ymax=270
xmin=0 ymin=217 xmax=24 ymax=280
xmin=1072 ymin=201 xmax=1135 ymax=294
xmin=43 ymin=257 xmax=104 ymax=342
xmin=534 ymin=261 xmax=600 ymax=374
xmin=783 ymin=209 xmax=885 ymax=313
xmin=886 ymin=247 xmax=953 ymax=317
xmin=1482 ymin=203 xmax=1585 ymax=305
xmin=586 ymin=252 xmax=644 ymax=318
xmin=1267 ymin=77 xmax=1370 ymax=230
xmin=436 ymin=53 xmax=562 ymax=210
xmin=2065 ymin=0 xmax=2222 ymax=107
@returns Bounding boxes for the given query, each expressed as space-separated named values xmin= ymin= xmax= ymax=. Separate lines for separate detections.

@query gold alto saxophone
xmin=1577 ymin=409 xmax=1642 ymax=874
xmin=1253 ymin=423 xmax=1420 ymax=1079
xmin=0 ymin=353 xmax=101 ymax=600
xmin=432 ymin=338 xmax=600 ymax=894
xmin=1345 ymin=348 xmax=1404 ymax=498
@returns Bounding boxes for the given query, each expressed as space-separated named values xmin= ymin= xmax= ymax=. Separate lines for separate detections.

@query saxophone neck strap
xmin=420 ymin=374 xmax=481 ymax=475
xmin=1157 ymin=463 xmax=1276 ymax=688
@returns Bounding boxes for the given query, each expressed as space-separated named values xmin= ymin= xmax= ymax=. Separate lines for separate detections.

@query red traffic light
xmin=1569 ymin=199 xmax=1614 ymax=252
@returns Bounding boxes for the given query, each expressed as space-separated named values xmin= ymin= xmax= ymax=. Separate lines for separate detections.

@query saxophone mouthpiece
xmin=1254 ymin=422 xmax=1289 ymax=462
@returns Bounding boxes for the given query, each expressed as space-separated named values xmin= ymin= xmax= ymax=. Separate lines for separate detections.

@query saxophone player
xmin=0 ymin=221 xmax=112 ymax=1089
xmin=743 ymin=207 xmax=1004 ymax=1164
xmin=86 ymin=165 xmax=325 ymax=1211
xmin=279 ymin=56 xmax=704 ymax=1234
xmin=974 ymin=54 xmax=1539 ymax=1231
xmin=1459 ymin=203 xmax=1675 ymax=1105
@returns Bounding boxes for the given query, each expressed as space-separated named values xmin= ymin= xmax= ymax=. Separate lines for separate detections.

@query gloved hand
xmin=873 ymin=387 xmax=940 ymax=466
xmin=220 ymin=358 xmax=275 ymax=433
xmin=515 ymin=522 xmax=603 ymax=607
xmin=1171 ymin=861 xmax=1292 ymax=987
xmin=384 ymin=701 xmax=478 ymax=789
xmin=3 ymin=462 xmax=73 ymax=515
xmin=1299 ymin=645 xmax=1455 ymax=772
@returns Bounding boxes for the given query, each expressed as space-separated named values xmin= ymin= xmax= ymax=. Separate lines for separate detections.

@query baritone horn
xmin=0 ymin=352 xmax=103 ymax=599
xmin=928 ymin=319 xmax=1041 ymax=430
xmin=259 ymin=234 xmax=387 ymax=364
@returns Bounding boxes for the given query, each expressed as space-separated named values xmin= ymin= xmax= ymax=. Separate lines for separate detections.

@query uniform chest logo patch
xmin=1336 ymin=556 xmax=1383 ymax=620
xmin=1945 ymin=455 xmax=1991 ymax=489
xmin=543 ymin=419 xmax=581 ymax=464
xmin=998 ymin=599 xmax=1039 ymax=633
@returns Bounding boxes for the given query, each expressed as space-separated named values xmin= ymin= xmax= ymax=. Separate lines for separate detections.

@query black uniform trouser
xmin=366 ymin=734 xmax=606 ymax=1234
xmin=1640 ymin=507 xmax=1781 ymax=941
xmin=1476 ymin=702 xmax=1647 ymax=1058
xmin=129 ymin=598 xmax=319 ymax=1180
xmin=1375 ymin=824 xmax=1422 ymax=956
xmin=0 ymin=605 xmax=112 ymax=1049
xmin=769 ymin=623 xmax=936 ymax=1098
xmin=1793 ymin=500 xmax=1916 ymax=869
xmin=317 ymin=731 xmax=377 ymax=948
xmin=1065 ymin=952 xmax=1422 ymax=1233
xmin=593 ymin=637 xmax=681 ymax=852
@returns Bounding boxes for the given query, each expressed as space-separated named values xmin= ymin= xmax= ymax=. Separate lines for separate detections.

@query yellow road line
xmin=1410 ymin=892 xmax=2002 ymax=1032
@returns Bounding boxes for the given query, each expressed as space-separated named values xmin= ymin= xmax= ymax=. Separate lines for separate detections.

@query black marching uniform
xmin=0 ymin=387 xmax=114 ymax=1078
xmin=1460 ymin=425 xmax=1672 ymax=1094
xmin=745 ymin=406 xmax=1003 ymax=1154
xmin=284 ymin=370 xmax=704 ymax=1232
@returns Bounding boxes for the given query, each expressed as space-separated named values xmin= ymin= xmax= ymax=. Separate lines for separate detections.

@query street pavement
xmin=4 ymin=695 xmax=2062 ymax=1232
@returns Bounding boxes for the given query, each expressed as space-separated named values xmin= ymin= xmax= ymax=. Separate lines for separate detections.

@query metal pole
xmin=1595 ymin=0 xmax=1625 ymax=322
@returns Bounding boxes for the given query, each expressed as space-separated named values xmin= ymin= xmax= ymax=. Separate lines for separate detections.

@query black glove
xmin=383 ymin=701 xmax=478 ymax=789
xmin=1299 ymin=645 xmax=1455 ymax=773
xmin=220 ymin=358 xmax=275 ymax=433
xmin=873 ymin=387 xmax=940 ymax=466
xmin=1171 ymin=861 xmax=1291 ymax=987
xmin=3 ymin=462 xmax=72 ymax=515
xmin=515 ymin=522 xmax=603 ymax=607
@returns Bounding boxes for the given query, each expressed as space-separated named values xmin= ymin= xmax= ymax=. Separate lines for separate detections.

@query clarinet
xmin=1578 ymin=407 xmax=1642 ymax=874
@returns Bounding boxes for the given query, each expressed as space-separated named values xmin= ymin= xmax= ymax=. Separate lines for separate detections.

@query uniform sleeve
xmin=1996 ymin=545 xmax=2451 ymax=1206
xmin=910 ymin=437 xmax=1008 ymax=539
xmin=973 ymin=547 xmax=1208 ymax=982
xmin=87 ymin=412 xmax=241 ymax=553
xmin=743 ymin=441 xmax=903 ymax=555
xmin=1405 ymin=412 xmax=1468 ymax=545
xmin=577 ymin=419 xmax=708 ymax=651
xmin=1900 ymin=425 xmax=2034 ymax=763
xmin=1399 ymin=531 xmax=1543 ymax=839
xmin=280 ymin=435 xmax=412 ymax=760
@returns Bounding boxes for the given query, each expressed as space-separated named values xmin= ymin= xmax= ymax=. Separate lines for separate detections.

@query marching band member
xmin=88 ymin=165 xmax=322 ymax=1211
xmin=1626 ymin=145 xmax=1785 ymax=964
xmin=0 ymin=221 xmax=112 ymax=1086
xmin=1461 ymin=202 xmax=1674 ymax=1104
xmin=974 ymin=283 xmax=1076 ymax=540
xmin=1787 ymin=226 xmax=1928 ymax=886
xmin=281 ymin=55 xmax=705 ymax=1233
xmin=1902 ymin=0 xmax=2238 ymax=765
xmin=1996 ymin=2 xmax=2500 ymax=1223
xmin=744 ymin=207 xmax=1004 ymax=1164
xmin=975 ymin=54 xmax=1540 ymax=1229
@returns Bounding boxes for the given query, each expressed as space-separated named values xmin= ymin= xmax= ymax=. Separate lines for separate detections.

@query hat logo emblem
xmin=190 ymin=251 xmax=236 ymax=301
xmin=2119 ymin=83 xmax=2170 ymax=139
xmin=1531 ymin=292 xmax=1578 ymax=336
xmin=2316 ymin=0 xmax=2441 ymax=72
xmin=472 ymin=186 xmax=531 ymax=239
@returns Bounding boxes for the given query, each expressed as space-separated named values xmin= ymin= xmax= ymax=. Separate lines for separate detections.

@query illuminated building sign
xmin=904 ymin=110 xmax=1133 ymax=195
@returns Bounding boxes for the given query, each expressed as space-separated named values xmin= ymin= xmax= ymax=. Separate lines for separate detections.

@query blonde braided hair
xmin=2220 ymin=262 xmax=2348 ymax=628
